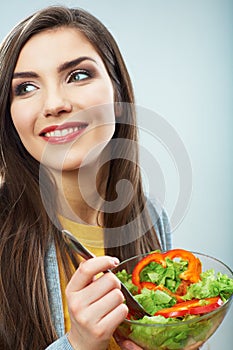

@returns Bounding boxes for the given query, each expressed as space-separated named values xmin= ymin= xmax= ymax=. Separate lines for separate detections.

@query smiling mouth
xmin=40 ymin=122 xmax=88 ymax=144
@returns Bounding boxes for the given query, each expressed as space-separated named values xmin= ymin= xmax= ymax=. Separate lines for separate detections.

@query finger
xmin=119 ymin=340 xmax=143 ymax=350
xmin=86 ymin=286 xmax=125 ymax=321
xmin=114 ymin=331 xmax=143 ymax=350
xmin=76 ymin=271 xmax=122 ymax=307
xmin=71 ymin=287 xmax=126 ymax=332
xmin=66 ymin=256 xmax=119 ymax=292
xmin=98 ymin=303 xmax=128 ymax=338
xmin=67 ymin=271 xmax=122 ymax=316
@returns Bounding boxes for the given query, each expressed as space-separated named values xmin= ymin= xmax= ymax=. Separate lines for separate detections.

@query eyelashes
xmin=12 ymin=67 xmax=95 ymax=97
xmin=13 ymin=82 xmax=37 ymax=96
xmin=67 ymin=68 xmax=93 ymax=83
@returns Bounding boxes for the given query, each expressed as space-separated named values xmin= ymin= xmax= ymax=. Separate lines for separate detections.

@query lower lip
xmin=41 ymin=127 xmax=87 ymax=144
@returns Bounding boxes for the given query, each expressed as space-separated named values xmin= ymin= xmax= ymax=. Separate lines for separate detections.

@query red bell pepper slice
xmin=140 ymin=281 xmax=184 ymax=302
xmin=132 ymin=252 xmax=166 ymax=289
xmin=163 ymin=249 xmax=202 ymax=283
xmin=155 ymin=297 xmax=223 ymax=318
xmin=131 ymin=249 xmax=202 ymax=292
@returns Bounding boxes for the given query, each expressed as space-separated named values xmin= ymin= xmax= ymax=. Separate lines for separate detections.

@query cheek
xmin=11 ymin=106 xmax=24 ymax=136
xmin=81 ymin=81 xmax=114 ymax=106
xmin=10 ymin=103 xmax=35 ymax=140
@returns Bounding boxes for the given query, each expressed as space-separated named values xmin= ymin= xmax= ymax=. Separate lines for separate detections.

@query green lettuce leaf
xmin=134 ymin=288 xmax=176 ymax=315
xmin=183 ymin=269 xmax=233 ymax=301
xmin=139 ymin=258 xmax=188 ymax=293
xmin=115 ymin=269 xmax=138 ymax=295
xmin=127 ymin=315 xmax=213 ymax=350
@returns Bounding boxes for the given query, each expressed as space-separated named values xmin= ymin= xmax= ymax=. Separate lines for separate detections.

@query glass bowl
xmin=112 ymin=252 xmax=233 ymax=350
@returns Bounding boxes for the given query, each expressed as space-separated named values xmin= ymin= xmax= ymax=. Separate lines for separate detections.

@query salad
xmin=116 ymin=249 xmax=233 ymax=350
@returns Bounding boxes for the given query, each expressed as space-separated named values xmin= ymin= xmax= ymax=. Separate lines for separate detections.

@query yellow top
xmin=58 ymin=215 xmax=121 ymax=350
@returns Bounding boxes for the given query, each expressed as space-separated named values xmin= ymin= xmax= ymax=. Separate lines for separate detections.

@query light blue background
xmin=1 ymin=1 xmax=232 ymax=348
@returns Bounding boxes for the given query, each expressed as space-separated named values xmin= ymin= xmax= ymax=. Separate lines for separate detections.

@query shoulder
xmin=145 ymin=197 xmax=172 ymax=251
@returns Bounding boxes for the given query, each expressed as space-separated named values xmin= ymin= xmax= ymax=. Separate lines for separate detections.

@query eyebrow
xmin=12 ymin=56 xmax=97 ymax=79
xmin=12 ymin=71 xmax=39 ymax=79
xmin=57 ymin=56 xmax=97 ymax=73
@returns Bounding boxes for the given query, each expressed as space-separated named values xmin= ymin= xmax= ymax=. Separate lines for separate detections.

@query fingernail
xmin=112 ymin=257 xmax=120 ymax=266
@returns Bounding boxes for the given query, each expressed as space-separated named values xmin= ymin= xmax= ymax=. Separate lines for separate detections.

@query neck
xmin=52 ymin=163 xmax=109 ymax=226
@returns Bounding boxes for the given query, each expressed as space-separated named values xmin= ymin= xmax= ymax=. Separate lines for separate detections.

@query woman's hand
xmin=66 ymin=256 xmax=128 ymax=350
xmin=117 ymin=340 xmax=143 ymax=350
xmin=114 ymin=330 xmax=143 ymax=350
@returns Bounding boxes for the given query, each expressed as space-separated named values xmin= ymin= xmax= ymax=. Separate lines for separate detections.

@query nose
xmin=43 ymin=88 xmax=72 ymax=117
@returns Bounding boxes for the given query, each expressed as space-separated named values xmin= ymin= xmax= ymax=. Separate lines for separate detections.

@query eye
xmin=13 ymin=82 xmax=37 ymax=96
xmin=67 ymin=69 xmax=90 ymax=83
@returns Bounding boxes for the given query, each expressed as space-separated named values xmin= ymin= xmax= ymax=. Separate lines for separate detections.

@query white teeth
xmin=44 ymin=126 xmax=84 ymax=138
xmin=54 ymin=130 xmax=61 ymax=136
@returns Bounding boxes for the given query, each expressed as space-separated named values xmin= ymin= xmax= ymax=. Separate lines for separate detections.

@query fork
xmin=61 ymin=229 xmax=150 ymax=319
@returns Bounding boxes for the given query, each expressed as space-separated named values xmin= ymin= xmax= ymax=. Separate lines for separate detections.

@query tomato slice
xmin=155 ymin=297 xmax=223 ymax=318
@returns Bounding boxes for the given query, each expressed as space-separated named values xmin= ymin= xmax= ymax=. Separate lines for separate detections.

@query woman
xmin=0 ymin=6 xmax=171 ymax=350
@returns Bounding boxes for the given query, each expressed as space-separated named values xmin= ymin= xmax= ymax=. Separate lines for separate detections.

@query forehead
xmin=15 ymin=26 xmax=101 ymax=70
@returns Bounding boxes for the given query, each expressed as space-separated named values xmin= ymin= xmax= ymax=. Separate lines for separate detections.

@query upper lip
xmin=39 ymin=122 xmax=88 ymax=136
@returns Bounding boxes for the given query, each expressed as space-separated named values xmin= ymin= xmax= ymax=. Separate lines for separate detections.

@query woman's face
xmin=10 ymin=27 xmax=115 ymax=170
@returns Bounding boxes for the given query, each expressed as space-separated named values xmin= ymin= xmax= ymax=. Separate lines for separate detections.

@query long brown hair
xmin=0 ymin=6 xmax=161 ymax=349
